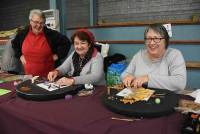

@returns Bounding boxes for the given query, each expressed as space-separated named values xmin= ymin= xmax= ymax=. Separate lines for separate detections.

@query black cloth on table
xmin=16 ymin=80 xmax=83 ymax=101
xmin=102 ymin=88 xmax=179 ymax=118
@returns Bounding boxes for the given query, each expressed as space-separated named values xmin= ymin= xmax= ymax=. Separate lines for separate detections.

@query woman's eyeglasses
xmin=144 ymin=38 xmax=165 ymax=43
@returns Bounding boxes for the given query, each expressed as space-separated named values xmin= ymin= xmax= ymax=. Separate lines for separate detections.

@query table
xmin=0 ymin=82 xmax=16 ymax=103
xmin=0 ymin=82 xmax=183 ymax=134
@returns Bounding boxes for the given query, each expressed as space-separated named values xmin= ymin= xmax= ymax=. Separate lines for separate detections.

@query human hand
xmin=132 ymin=75 xmax=149 ymax=89
xmin=20 ymin=55 xmax=26 ymax=65
xmin=122 ymin=74 xmax=135 ymax=88
xmin=56 ymin=77 xmax=75 ymax=86
xmin=47 ymin=70 xmax=59 ymax=82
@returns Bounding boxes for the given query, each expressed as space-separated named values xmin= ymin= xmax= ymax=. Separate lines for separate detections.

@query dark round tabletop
xmin=102 ymin=88 xmax=179 ymax=118
xmin=16 ymin=79 xmax=83 ymax=101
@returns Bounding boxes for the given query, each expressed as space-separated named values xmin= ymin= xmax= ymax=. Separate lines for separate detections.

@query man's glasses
xmin=144 ymin=37 xmax=165 ymax=43
xmin=31 ymin=19 xmax=44 ymax=25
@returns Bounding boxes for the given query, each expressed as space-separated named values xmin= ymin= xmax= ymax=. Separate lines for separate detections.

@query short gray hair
xmin=29 ymin=9 xmax=46 ymax=22
xmin=144 ymin=24 xmax=169 ymax=49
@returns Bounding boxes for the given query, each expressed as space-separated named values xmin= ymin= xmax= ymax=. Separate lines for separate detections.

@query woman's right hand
xmin=20 ymin=55 xmax=26 ymax=65
xmin=122 ymin=74 xmax=135 ymax=88
xmin=47 ymin=70 xmax=59 ymax=82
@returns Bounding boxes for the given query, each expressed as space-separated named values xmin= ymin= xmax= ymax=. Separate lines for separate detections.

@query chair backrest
xmin=95 ymin=42 xmax=110 ymax=58
xmin=94 ymin=44 xmax=102 ymax=53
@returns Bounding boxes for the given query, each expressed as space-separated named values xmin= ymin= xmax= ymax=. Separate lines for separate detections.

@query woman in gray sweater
xmin=48 ymin=29 xmax=105 ymax=86
xmin=121 ymin=24 xmax=186 ymax=91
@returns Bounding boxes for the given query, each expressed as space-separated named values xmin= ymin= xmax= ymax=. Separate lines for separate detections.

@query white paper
xmin=116 ymin=88 xmax=133 ymax=97
xmin=163 ymin=24 xmax=172 ymax=37
xmin=116 ymin=88 xmax=154 ymax=101
xmin=37 ymin=82 xmax=68 ymax=92
xmin=188 ymin=89 xmax=200 ymax=99
xmin=195 ymin=89 xmax=200 ymax=104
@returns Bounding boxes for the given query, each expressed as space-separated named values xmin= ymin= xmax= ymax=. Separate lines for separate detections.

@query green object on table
xmin=155 ymin=98 xmax=161 ymax=104
xmin=0 ymin=88 xmax=11 ymax=96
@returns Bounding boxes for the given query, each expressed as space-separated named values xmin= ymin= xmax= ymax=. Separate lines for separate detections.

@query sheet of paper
xmin=116 ymin=88 xmax=133 ymax=97
xmin=116 ymin=88 xmax=154 ymax=101
xmin=36 ymin=82 xmax=68 ymax=92
xmin=188 ymin=89 xmax=200 ymax=99
xmin=0 ymin=88 xmax=11 ymax=96
xmin=163 ymin=24 xmax=172 ymax=37
xmin=195 ymin=89 xmax=200 ymax=104
xmin=37 ymin=83 xmax=58 ymax=91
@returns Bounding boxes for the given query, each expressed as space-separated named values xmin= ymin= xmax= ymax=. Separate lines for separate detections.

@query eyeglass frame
xmin=144 ymin=37 xmax=165 ymax=43
xmin=30 ymin=19 xmax=45 ymax=26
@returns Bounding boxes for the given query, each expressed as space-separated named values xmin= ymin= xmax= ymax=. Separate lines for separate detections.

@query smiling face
xmin=145 ymin=29 xmax=166 ymax=59
xmin=30 ymin=14 xmax=45 ymax=35
xmin=74 ymin=36 xmax=91 ymax=58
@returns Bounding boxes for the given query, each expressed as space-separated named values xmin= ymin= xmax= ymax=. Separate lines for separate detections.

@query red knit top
xmin=22 ymin=30 xmax=54 ymax=77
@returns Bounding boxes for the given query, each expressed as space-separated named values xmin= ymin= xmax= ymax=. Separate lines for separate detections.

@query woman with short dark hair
xmin=121 ymin=24 xmax=186 ymax=91
xmin=48 ymin=29 xmax=105 ymax=86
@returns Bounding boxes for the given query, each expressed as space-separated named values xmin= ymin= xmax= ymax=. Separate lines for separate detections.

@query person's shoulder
xmin=95 ymin=52 xmax=103 ymax=58
xmin=44 ymin=27 xmax=58 ymax=34
xmin=164 ymin=48 xmax=184 ymax=62
xmin=16 ymin=26 xmax=28 ymax=36
xmin=91 ymin=52 xmax=103 ymax=62
xmin=62 ymin=51 xmax=74 ymax=63
xmin=67 ymin=51 xmax=75 ymax=58
xmin=11 ymin=26 xmax=28 ymax=43
xmin=133 ymin=48 xmax=145 ymax=58
xmin=166 ymin=48 xmax=183 ymax=56
xmin=44 ymin=28 xmax=66 ymax=41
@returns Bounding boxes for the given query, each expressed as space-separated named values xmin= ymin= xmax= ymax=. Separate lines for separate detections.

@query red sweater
xmin=22 ymin=30 xmax=54 ymax=77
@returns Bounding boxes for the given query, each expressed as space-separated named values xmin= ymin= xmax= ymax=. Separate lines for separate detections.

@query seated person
xmin=12 ymin=9 xmax=71 ymax=77
xmin=1 ymin=34 xmax=23 ymax=74
xmin=121 ymin=24 xmax=186 ymax=91
xmin=48 ymin=29 xmax=106 ymax=86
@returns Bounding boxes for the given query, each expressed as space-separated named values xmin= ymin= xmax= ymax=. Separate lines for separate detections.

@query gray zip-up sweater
xmin=121 ymin=48 xmax=186 ymax=91
xmin=57 ymin=51 xmax=106 ymax=85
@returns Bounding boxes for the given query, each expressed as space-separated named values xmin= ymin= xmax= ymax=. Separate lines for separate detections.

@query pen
xmin=111 ymin=117 xmax=136 ymax=122
xmin=52 ymin=84 xmax=60 ymax=89
xmin=151 ymin=93 xmax=166 ymax=98
xmin=48 ymin=84 xmax=51 ymax=89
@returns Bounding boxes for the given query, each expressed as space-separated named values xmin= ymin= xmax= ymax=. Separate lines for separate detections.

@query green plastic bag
xmin=106 ymin=62 xmax=126 ymax=86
